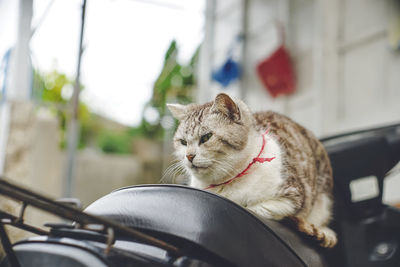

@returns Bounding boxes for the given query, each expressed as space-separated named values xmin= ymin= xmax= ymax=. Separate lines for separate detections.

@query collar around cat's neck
xmin=204 ymin=129 xmax=275 ymax=190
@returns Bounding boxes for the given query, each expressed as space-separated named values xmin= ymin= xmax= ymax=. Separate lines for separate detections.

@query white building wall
xmin=197 ymin=0 xmax=400 ymax=204
xmin=198 ymin=0 xmax=400 ymax=136
xmin=319 ymin=0 xmax=400 ymax=135
xmin=198 ymin=0 xmax=245 ymax=102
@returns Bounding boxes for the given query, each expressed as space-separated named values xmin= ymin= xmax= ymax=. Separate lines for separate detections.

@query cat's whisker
xmin=173 ymin=168 xmax=189 ymax=184
xmin=193 ymin=158 xmax=212 ymax=164
xmin=210 ymin=160 xmax=236 ymax=178
xmin=210 ymin=158 xmax=236 ymax=170
xmin=162 ymin=162 xmax=180 ymax=177
xmin=215 ymin=166 xmax=232 ymax=178
xmin=210 ymin=159 xmax=237 ymax=176
xmin=170 ymin=163 xmax=190 ymax=184
xmin=172 ymin=162 xmax=189 ymax=181
xmin=161 ymin=161 xmax=185 ymax=183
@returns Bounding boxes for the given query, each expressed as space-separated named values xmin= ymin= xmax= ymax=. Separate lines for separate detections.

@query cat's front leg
xmin=247 ymin=198 xmax=297 ymax=221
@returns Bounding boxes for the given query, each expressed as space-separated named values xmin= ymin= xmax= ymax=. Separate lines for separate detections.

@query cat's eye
xmin=200 ymin=133 xmax=213 ymax=144
xmin=180 ymin=139 xmax=187 ymax=146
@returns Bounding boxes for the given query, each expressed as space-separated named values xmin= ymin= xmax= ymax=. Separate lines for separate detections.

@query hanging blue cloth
xmin=212 ymin=57 xmax=241 ymax=87
xmin=211 ymin=35 xmax=243 ymax=87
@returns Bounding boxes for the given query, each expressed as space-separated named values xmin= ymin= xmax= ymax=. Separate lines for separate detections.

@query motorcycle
xmin=1 ymin=123 xmax=399 ymax=267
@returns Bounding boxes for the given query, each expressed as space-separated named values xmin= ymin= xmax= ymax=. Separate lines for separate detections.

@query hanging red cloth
xmin=256 ymin=23 xmax=296 ymax=98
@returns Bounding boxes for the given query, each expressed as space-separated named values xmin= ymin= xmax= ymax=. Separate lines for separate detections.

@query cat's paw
xmin=286 ymin=216 xmax=337 ymax=248
xmin=317 ymin=227 xmax=337 ymax=248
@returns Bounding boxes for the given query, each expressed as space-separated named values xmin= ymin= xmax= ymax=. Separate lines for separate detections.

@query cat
xmin=167 ymin=93 xmax=337 ymax=248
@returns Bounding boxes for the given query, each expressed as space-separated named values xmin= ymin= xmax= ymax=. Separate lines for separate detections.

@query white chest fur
xmin=191 ymin=133 xmax=285 ymax=208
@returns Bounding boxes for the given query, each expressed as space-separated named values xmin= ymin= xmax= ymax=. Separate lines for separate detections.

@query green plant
xmin=33 ymin=69 xmax=94 ymax=149
xmin=133 ymin=40 xmax=199 ymax=140
xmin=31 ymin=39 xmax=199 ymax=154
xmin=97 ymin=130 xmax=132 ymax=154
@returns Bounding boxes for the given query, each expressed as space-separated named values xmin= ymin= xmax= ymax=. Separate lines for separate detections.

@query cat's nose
xmin=186 ymin=154 xmax=195 ymax=162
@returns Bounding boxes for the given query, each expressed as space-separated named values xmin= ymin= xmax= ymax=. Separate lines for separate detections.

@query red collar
xmin=204 ymin=130 xmax=275 ymax=190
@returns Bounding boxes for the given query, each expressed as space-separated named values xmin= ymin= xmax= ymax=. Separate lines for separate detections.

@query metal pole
xmin=0 ymin=223 xmax=21 ymax=267
xmin=63 ymin=0 xmax=87 ymax=197
xmin=7 ymin=0 xmax=33 ymax=101
xmin=0 ymin=177 xmax=182 ymax=257
xmin=239 ymin=0 xmax=248 ymax=100
xmin=1 ymin=0 xmax=33 ymax=175
xmin=0 ymin=103 xmax=11 ymax=175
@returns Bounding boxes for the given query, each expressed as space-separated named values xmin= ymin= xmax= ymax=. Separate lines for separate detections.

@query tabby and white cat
xmin=167 ymin=93 xmax=337 ymax=248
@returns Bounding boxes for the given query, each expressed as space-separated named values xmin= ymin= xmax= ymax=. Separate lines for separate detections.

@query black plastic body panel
xmin=322 ymin=124 xmax=400 ymax=267
xmin=0 ymin=241 xmax=108 ymax=267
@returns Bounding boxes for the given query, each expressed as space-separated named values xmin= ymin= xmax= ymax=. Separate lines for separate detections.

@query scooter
xmin=1 ymin=123 xmax=399 ymax=267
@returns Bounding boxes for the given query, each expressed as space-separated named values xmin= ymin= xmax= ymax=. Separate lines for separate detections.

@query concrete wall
xmin=1 ymin=102 xmax=59 ymax=244
xmin=74 ymin=150 xmax=142 ymax=207
xmin=197 ymin=0 xmax=400 ymax=204
xmin=0 ymin=102 xmax=152 ymax=245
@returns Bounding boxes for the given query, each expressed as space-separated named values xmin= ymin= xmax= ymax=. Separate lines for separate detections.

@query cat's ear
xmin=212 ymin=93 xmax=241 ymax=121
xmin=167 ymin=104 xmax=187 ymax=121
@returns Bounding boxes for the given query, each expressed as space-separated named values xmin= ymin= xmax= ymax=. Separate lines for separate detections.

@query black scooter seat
xmin=85 ymin=185 xmax=326 ymax=267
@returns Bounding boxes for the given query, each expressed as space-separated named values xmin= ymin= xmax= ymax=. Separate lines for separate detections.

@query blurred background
xmin=0 ymin=0 xmax=400 ymax=237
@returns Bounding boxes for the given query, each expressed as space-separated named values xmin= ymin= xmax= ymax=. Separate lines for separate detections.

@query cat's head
xmin=167 ymin=93 xmax=255 ymax=184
